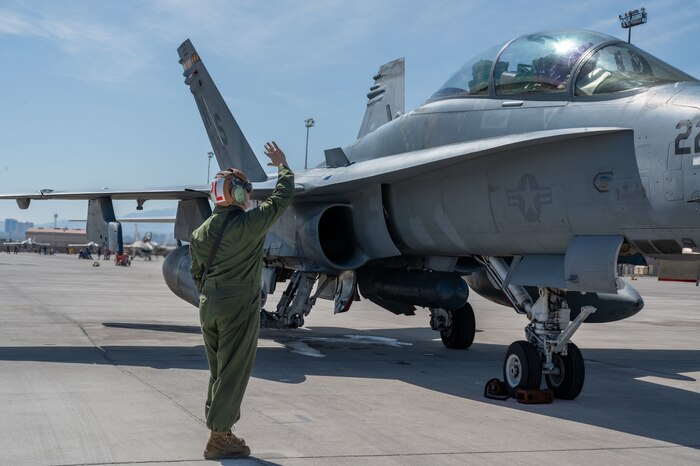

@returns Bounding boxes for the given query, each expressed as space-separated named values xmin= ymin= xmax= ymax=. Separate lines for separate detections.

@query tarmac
xmin=0 ymin=253 xmax=698 ymax=465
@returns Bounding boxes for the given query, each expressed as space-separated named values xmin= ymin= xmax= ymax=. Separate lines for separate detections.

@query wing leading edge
xmin=0 ymin=187 xmax=209 ymax=210
xmin=0 ymin=184 xmax=305 ymax=210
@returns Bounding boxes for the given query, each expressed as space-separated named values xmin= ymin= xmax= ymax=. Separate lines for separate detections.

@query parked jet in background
xmin=67 ymin=241 xmax=99 ymax=250
xmin=128 ymin=226 xmax=173 ymax=260
xmin=3 ymin=29 xmax=700 ymax=400
xmin=4 ymin=238 xmax=51 ymax=249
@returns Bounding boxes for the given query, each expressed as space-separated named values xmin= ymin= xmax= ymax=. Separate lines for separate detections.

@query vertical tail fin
xmin=177 ymin=39 xmax=267 ymax=182
xmin=357 ymin=58 xmax=405 ymax=139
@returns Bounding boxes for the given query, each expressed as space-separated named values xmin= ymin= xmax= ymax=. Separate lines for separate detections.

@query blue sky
xmin=1 ymin=0 xmax=699 ymax=225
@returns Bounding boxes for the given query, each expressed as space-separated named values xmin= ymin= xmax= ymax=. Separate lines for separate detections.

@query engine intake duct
xmin=359 ymin=268 xmax=469 ymax=312
xmin=318 ymin=205 xmax=356 ymax=265
xmin=296 ymin=203 xmax=367 ymax=270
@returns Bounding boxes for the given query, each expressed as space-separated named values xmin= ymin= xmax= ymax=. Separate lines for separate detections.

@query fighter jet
xmin=128 ymin=226 xmax=173 ymax=260
xmin=3 ymin=29 xmax=700 ymax=399
xmin=67 ymin=241 xmax=99 ymax=249
xmin=4 ymin=238 xmax=51 ymax=249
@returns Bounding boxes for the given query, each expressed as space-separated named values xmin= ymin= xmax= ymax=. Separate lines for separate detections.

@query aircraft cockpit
xmin=429 ymin=29 xmax=695 ymax=101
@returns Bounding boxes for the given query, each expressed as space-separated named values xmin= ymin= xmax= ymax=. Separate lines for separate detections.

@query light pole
xmin=207 ymin=151 xmax=214 ymax=183
xmin=619 ymin=7 xmax=647 ymax=44
xmin=304 ymin=118 xmax=315 ymax=170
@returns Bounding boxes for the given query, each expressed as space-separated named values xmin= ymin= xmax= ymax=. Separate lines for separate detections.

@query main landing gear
xmin=430 ymin=303 xmax=476 ymax=349
xmin=260 ymin=270 xmax=356 ymax=329
xmin=481 ymin=257 xmax=595 ymax=400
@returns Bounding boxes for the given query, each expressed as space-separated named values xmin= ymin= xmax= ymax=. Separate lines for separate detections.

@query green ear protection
xmin=230 ymin=177 xmax=251 ymax=203
xmin=232 ymin=183 xmax=246 ymax=203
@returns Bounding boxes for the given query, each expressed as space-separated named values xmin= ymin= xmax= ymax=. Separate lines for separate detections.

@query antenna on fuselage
xmin=619 ymin=7 xmax=648 ymax=44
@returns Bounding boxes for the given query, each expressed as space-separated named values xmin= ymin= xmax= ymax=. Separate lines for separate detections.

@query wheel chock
xmin=515 ymin=388 xmax=554 ymax=404
xmin=484 ymin=378 xmax=513 ymax=401
xmin=484 ymin=378 xmax=554 ymax=404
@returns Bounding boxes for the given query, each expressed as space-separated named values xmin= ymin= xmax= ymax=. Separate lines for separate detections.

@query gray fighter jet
xmin=127 ymin=226 xmax=174 ymax=260
xmin=3 ymin=237 xmax=51 ymax=249
xmin=4 ymin=29 xmax=700 ymax=399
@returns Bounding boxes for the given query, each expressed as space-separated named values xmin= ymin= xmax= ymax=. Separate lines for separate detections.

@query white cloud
xmin=0 ymin=1 xmax=697 ymax=86
xmin=0 ymin=8 xmax=37 ymax=35
xmin=0 ymin=5 xmax=146 ymax=84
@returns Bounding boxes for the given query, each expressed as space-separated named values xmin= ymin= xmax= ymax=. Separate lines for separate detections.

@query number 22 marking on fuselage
xmin=674 ymin=119 xmax=700 ymax=155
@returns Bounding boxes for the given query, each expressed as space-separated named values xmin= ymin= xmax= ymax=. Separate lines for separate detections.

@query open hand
xmin=264 ymin=141 xmax=288 ymax=167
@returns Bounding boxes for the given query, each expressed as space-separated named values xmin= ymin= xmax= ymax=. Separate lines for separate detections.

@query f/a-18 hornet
xmin=4 ymin=29 xmax=700 ymax=399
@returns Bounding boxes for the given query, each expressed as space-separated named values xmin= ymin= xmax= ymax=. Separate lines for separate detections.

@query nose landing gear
xmin=479 ymin=256 xmax=595 ymax=400
xmin=498 ymin=289 xmax=594 ymax=399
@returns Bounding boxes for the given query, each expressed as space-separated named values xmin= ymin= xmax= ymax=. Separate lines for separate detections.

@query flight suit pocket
xmin=206 ymin=285 xmax=255 ymax=320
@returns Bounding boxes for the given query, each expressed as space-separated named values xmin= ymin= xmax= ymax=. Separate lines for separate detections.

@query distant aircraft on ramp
xmin=128 ymin=226 xmax=174 ymax=260
xmin=4 ymin=237 xmax=51 ymax=249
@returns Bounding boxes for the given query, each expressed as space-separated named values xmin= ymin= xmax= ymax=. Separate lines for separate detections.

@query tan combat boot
xmin=203 ymin=431 xmax=251 ymax=460
xmin=227 ymin=430 xmax=245 ymax=445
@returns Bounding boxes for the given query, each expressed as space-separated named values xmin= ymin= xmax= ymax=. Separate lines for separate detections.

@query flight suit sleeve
xmin=246 ymin=165 xmax=295 ymax=237
xmin=189 ymin=242 xmax=204 ymax=292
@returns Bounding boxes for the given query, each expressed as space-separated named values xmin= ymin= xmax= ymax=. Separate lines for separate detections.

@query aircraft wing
xmin=295 ymin=127 xmax=632 ymax=196
xmin=68 ymin=242 xmax=98 ymax=247
xmin=71 ymin=217 xmax=178 ymax=223
xmin=0 ymin=186 xmax=208 ymax=208
xmin=0 ymin=129 xmax=627 ymax=207
xmin=0 ymin=184 xmax=305 ymax=209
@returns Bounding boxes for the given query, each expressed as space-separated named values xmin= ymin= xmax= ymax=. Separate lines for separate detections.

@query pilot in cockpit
xmin=544 ymin=42 xmax=593 ymax=90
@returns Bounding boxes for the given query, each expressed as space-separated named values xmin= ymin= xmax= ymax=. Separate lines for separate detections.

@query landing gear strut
xmin=480 ymin=256 xmax=595 ymax=399
xmin=430 ymin=303 xmax=476 ymax=349
xmin=260 ymin=270 xmax=357 ymax=329
xmin=261 ymin=271 xmax=320 ymax=329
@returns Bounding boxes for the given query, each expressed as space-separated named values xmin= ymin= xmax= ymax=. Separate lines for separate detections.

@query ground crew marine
xmin=189 ymin=141 xmax=294 ymax=460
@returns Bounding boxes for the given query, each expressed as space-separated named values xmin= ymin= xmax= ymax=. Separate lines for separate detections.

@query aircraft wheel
xmin=545 ymin=342 xmax=585 ymax=399
xmin=440 ymin=303 xmax=475 ymax=349
xmin=503 ymin=340 xmax=541 ymax=390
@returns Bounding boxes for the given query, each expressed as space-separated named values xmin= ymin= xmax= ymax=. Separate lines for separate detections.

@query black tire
xmin=545 ymin=342 xmax=585 ymax=400
xmin=440 ymin=303 xmax=476 ymax=349
xmin=503 ymin=340 xmax=542 ymax=390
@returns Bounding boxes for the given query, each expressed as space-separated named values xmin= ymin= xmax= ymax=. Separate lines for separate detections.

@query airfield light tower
xmin=619 ymin=7 xmax=647 ymax=44
xmin=207 ymin=151 xmax=214 ymax=184
xmin=304 ymin=117 xmax=315 ymax=170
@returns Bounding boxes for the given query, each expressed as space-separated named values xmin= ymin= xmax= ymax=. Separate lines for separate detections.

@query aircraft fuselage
xmin=331 ymin=83 xmax=700 ymax=260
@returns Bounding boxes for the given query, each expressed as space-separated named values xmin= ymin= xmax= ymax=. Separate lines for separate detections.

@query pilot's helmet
xmin=210 ymin=168 xmax=253 ymax=206
xmin=547 ymin=42 xmax=594 ymax=85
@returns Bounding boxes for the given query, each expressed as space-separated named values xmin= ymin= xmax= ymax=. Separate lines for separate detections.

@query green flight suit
xmin=190 ymin=165 xmax=294 ymax=432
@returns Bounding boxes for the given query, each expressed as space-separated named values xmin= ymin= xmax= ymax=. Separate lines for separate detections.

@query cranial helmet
xmin=210 ymin=168 xmax=253 ymax=206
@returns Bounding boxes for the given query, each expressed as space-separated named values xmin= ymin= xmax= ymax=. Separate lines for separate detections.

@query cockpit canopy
xmin=430 ymin=29 xmax=695 ymax=101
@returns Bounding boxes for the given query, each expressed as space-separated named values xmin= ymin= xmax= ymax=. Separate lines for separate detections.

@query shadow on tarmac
xmin=0 ymin=324 xmax=698 ymax=449
xmin=103 ymin=322 xmax=202 ymax=334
